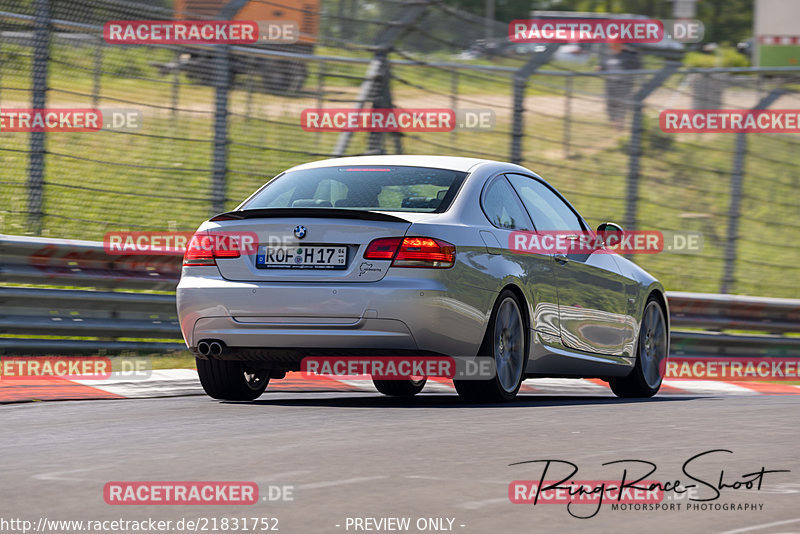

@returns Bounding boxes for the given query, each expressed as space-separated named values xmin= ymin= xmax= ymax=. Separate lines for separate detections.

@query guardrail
xmin=668 ymin=292 xmax=800 ymax=358
xmin=1 ymin=234 xmax=799 ymax=356
xmin=0 ymin=234 xmax=184 ymax=353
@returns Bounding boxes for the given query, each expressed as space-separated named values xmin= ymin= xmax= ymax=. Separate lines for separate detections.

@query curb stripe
xmin=662 ymin=379 xmax=760 ymax=395
xmin=3 ymin=369 xmax=800 ymax=403
xmin=722 ymin=381 xmax=800 ymax=395
xmin=0 ymin=376 xmax=124 ymax=402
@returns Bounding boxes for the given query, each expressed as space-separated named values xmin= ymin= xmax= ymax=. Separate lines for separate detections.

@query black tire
xmin=184 ymin=56 xmax=216 ymax=86
xmin=260 ymin=60 xmax=307 ymax=94
xmin=454 ymin=290 xmax=528 ymax=403
xmin=196 ymin=358 xmax=269 ymax=401
xmin=285 ymin=61 xmax=308 ymax=93
xmin=609 ymin=296 xmax=668 ymax=398
xmin=372 ymin=378 xmax=427 ymax=397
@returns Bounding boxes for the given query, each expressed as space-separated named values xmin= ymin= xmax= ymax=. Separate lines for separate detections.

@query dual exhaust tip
xmin=197 ymin=339 xmax=225 ymax=357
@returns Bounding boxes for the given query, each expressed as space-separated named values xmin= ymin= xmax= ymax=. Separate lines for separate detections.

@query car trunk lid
xmin=206 ymin=209 xmax=415 ymax=282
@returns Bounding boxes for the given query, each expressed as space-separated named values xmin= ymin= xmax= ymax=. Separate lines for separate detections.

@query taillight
xmin=364 ymin=237 xmax=403 ymax=260
xmin=183 ymin=231 xmax=241 ymax=266
xmin=363 ymin=237 xmax=455 ymax=268
xmin=394 ymin=237 xmax=455 ymax=268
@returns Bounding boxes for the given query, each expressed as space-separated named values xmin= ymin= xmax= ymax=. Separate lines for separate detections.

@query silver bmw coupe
xmin=177 ymin=155 xmax=669 ymax=402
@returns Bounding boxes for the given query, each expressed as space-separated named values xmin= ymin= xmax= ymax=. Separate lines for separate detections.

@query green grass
xmin=107 ymin=353 xmax=195 ymax=370
xmin=1 ymin=42 xmax=799 ymax=299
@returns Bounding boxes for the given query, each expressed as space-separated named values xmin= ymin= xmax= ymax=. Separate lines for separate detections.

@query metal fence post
xmin=450 ymin=69 xmax=459 ymax=143
xmin=510 ymin=45 xmax=558 ymax=165
xmin=623 ymin=63 xmax=678 ymax=234
xmin=720 ymin=89 xmax=784 ymax=294
xmin=171 ymin=51 xmax=181 ymax=119
xmin=211 ymin=44 xmax=230 ymax=215
xmin=367 ymin=52 xmax=390 ymax=155
xmin=27 ymin=0 xmax=51 ymax=236
xmin=510 ymin=77 xmax=526 ymax=165
xmin=563 ymin=75 xmax=572 ymax=159
xmin=333 ymin=58 xmax=380 ymax=156
xmin=333 ymin=0 xmax=430 ymax=156
xmin=365 ymin=55 xmax=403 ymax=155
xmin=209 ymin=0 xmax=247 ymax=215
xmin=91 ymin=36 xmax=103 ymax=109
xmin=0 ymin=23 xmax=3 ymax=103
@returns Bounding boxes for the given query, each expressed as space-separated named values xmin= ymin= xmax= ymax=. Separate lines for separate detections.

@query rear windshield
xmin=241 ymin=166 xmax=467 ymax=213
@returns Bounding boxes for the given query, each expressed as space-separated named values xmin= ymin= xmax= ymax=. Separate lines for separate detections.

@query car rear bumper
xmin=176 ymin=269 xmax=492 ymax=359
xmin=192 ymin=316 xmax=417 ymax=352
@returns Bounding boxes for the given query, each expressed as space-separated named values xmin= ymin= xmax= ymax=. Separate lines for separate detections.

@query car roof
xmin=285 ymin=155 xmax=495 ymax=173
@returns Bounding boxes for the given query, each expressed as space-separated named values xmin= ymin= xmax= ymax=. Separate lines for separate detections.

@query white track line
xmin=718 ymin=517 xmax=800 ymax=534
xmin=296 ymin=476 xmax=386 ymax=490
xmin=522 ymin=378 xmax=612 ymax=394
xmin=73 ymin=369 xmax=203 ymax=398
xmin=663 ymin=379 xmax=760 ymax=396
xmin=336 ymin=379 xmax=379 ymax=391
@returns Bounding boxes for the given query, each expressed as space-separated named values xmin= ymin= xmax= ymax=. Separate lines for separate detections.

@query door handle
xmin=558 ymin=234 xmax=579 ymax=240
xmin=553 ymin=254 xmax=569 ymax=264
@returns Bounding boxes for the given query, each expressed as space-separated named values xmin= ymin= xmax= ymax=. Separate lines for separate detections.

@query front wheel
xmin=196 ymin=358 xmax=269 ymax=400
xmin=454 ymin=290 xmax=528 ymax=403
xmin=372 ymin=378 xmax=427 ymax=397
xmin=609 ymin=297 xmax=668 ymax=398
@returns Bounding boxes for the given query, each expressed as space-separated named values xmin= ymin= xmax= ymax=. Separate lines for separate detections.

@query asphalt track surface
xmin=2 ymin=392 xmax=799 ymax=534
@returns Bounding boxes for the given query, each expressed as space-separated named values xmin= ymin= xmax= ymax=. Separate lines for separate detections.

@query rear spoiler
xmin=210 ymin=208 xmax=411 ymax=223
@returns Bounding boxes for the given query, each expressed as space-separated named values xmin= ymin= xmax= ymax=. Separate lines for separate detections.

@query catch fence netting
xmin=1 ymin=0 xmax=799 ymax=296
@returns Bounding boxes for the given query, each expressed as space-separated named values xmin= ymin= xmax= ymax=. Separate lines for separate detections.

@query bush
xmin=684 ymin=46 xmax=750 ymax=68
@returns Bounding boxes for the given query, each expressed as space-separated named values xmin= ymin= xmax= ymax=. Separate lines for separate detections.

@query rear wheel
xmin=196 ymin=358 xmax=269 ymax=400
xmin=610 ymin=297 xmax=668 ymax=398
xmin=260 ymin=60 xmax=307 ymax=93
xmin=454 ymin=290 xmax=528 ymax=403
xmin=372 ymin=378 xmax=427 ymax=397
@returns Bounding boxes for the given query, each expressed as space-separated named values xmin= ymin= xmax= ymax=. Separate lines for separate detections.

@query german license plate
xmin=256 ymin=245 xmax=347 ymax=269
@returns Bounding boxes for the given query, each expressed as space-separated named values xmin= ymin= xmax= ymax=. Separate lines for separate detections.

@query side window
xmin=481 ymin=176 xmax=531 ymax=230
xmin=506 ymin=174 xmax=584 ymax=232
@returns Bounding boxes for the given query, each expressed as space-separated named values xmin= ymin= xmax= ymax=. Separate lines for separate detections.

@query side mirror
xmin=596 ymin=222 xmax=624 ymax=247
xmin=597 ymin=222 xmax=623 ymax=234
